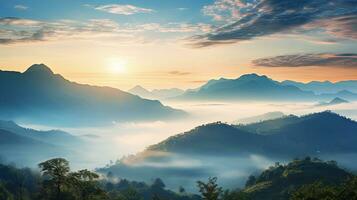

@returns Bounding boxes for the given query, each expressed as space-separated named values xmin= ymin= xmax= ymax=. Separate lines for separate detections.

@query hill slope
xmin=149 ymin=111 xmax=357 ymax=156
xmin=0 ymin=120 xmax=84 ymax=167
xmin=242 ymin=158 xmax=352 ymax=200
xmin=0 ymin=64 xmax=185 ymax=126
xmin=0 ymin=120 xmax=81 ymax=147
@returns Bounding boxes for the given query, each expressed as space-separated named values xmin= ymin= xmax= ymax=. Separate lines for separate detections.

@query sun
xmin=107 ymin=58 xmax=127 ymax=74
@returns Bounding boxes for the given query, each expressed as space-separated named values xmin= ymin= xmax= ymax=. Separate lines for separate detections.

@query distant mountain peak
xmin=128 ymin=85 xmax=152 ymax=96
xmin=238 ymin=73 xmax=268 ymax=80
xmin=130 ymin=85 xmax=149 ymax=92
xmin=330 ymin=97 xmax=349 ymax=104
xmin=24 ymin=64 xmax=54 ymax=75
xmin=315 ymin=98 xmax=349 ymax=107
xmin=235 ymin=73 xmax=274 ymax=84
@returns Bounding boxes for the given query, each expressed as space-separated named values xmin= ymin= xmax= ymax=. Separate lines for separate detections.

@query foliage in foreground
xmin=0 ymin=157 xmax=357 ymax=200
xmin=0 ymin=158 xmax=198 ymax=200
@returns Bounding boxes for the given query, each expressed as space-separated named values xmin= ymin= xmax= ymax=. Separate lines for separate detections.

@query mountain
xmin=0 ymin=120 xmax=81 ymax=147
xmin=319 ymin=90 xmax=357 ymax=101
xmin=0 ymin=128 xmax=67 ymax=166
xmin=233 ymin=112 xmax=285 ymax=124
xmin=129 ymin=85 xmax=154 ymax=99
xmin=241 ymin=158 xmax=352 ymax=200
xmin=149 ymin=111 xmax=357 ymax=156
xmin=0 ymin=64 xmax=185 ymax=126
xmin=98 ymin=111 xmax=357 ymax=191
xmin=316 ymin=97 xmax=349 ymax=107
xmin=148 ymin=122 xmax=266 ymax=155
xmin=282 ymin=80 xmax=357 ymax=94
xmin=151 ymin=88 xmax=185 ymax=99
xmin=128 ymin=85 xmax=184 ymax=100
xmin=0 ymin=120 xmax=83 ymax=165
xmin=177 ymin=74 xmax=315 ymax=101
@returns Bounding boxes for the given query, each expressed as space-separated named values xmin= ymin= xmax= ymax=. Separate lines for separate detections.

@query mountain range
xmin=173 ymin=74 xmax=357 ymax=102
xmin=128 ymin=85 xmax=184 ymax=100
xmin=98 ymin=111 xmax=357 ymax=190
xmin=282 ymin=80 xmax=357 ymax=94
xmin=176 ymin=74 xmax=316 ymax=101
xmin=126 ymin=74 xmax=357 ymax=102
xmin=0 ymin=120 xmax=81 ymax=166
xmin=315 ymin=97 xmax=349 ymax=107
xmin=149 ymin=111 xmax=357 ymax=156
xmin=0 ymin=64 xmax=185 ymax=126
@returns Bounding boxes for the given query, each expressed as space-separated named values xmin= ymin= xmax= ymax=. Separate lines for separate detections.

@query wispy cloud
xmin=191 ymin=0 xmax=357 ymax=47
xmin=253 ymin=53 xmax=357 ymax=68
xmin=202 ymin=0 xmax=256 ymax=22
xmin=14 ymin=5 xmax=28 ymax=10
xmin=0 ymin=17 xmax=41 ymax=26
xmin=304 ymin=15 xmax=357 ymax=40
xmin=94 ymin=4 xmax=154 ymax=15
xmin=0 ymin=17 xmax=211 ymax=45
xmin=168 ymin=71 xmax=191 ymax=76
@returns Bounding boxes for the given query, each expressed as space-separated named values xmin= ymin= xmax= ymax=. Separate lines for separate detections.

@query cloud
xmin=0 ymin=17 xmax=42 ymax=26
xmin=0 ymin=18 xmax=127 ymax=44
xmin=252 ymin=53 xmax=357 ymax=68
xmin=94 ymin=4 xmax=154 ymax=15
xmin=305 ymin=15 xmax=357 ymax=40
xmin=202 ymin=0 xmax=256 ymax=22
xmin=14 ymin=5 xmax=28 ymax=10
xmin=138 ymin=23 xmax=213 ymax=33
xmin=192 ymin=0 xmax=357 ymax=47
xmin=0 ymin=17 xmax=211 ymax=45
xmin=168 ymin=71 xmax=191 ymax=76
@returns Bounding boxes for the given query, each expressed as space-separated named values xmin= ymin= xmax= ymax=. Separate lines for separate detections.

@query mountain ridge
xmin=128 ymin=85 xmax=184 ymax=100
xmin=0 ymin=64 xmax=185 ymax=126
xmin=176 ymin=73 xmax=317 ymax=101
xmin=148 ymin=111 xmax=357 ymax=156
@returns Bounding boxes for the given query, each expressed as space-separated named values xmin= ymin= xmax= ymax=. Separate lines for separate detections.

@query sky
xmin=0 ymin=0 xmax=357 ymax=90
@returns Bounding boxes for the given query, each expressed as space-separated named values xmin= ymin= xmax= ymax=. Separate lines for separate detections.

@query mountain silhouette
xmin=0 ymin=120 xmax=81 ymax=146
xmin=128 ymin=85 xmax=184 ymax=100
xmin=315 ymin=97 xmax=349 ymax=107
xmin=149 ymin=111 xmax=357 ymax=157
xmin=129 ymin=85 xmax=154 ymax=99
xmin=0 ymin=121 xmax=78 ymax=166
xmin=177 ymin=74 xmax=315 ymax=101
xmin=233 ymin=111 xmax=285 ymax=124
xmin=282 ymin=80 xmax=357 ymax=94
xmin=0 ymin=64 xmax=185 ymax=126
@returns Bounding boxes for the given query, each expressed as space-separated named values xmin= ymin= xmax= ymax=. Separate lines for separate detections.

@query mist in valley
xmin=3 ymin=100 xmax=356 ymax=192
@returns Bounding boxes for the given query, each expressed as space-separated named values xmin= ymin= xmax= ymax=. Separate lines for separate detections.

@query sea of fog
xmin=20 ymin=101 xmax=357 ymax=191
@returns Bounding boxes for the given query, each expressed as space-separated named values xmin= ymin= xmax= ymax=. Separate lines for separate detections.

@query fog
xmin=10 ymin=100 xmax=357 ymax=190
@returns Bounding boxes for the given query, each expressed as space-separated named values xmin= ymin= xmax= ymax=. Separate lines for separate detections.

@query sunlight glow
xmin=107 ymin=58 xmax=128 ymax=74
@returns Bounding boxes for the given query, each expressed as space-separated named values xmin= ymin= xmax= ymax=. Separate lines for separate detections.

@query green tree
xmin=69 ymin=169 xmax=107 ymax=200
xmin=338 ymin=176 xmax=357 ymax=200
xmin=38 ymin=158 xmax=70 ymax=200
xmin=221 ymin=189 xmax=250 ymax=200
xmin=290 ymin=182 xmax=338 ymax=200
xmin=151 ymin=178 xmax=165 ymax=190
xmin=179 ymin=186 xmax=186 ymax=194
xmin=0 ymin=183 xmax=14 ymax=200
xmin=197 ymin=177 xmax=222 ymax=200
xmin=115 ymin=187 xmax=143 ymax=200
xmin=245 ymin=176 xmax=256 ymax=187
